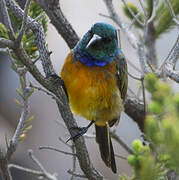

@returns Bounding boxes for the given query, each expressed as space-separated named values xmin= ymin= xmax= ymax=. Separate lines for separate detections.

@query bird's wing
xmin=115 ymin=51 xmax=128 ymax=101
xmin=109 ymin=51 xmax=128 ymax=127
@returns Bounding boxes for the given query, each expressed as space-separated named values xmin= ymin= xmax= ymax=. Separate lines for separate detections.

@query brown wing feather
xmin=115 ymin=52 xmax=128 ymax=101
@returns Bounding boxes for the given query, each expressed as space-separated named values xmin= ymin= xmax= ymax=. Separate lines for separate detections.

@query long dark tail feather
xmin=95 ymin=125 xmax=117 ymax=173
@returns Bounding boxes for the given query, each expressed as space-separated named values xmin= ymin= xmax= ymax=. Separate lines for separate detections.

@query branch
xmin=103 ymin=0 xmax=138 ymax=49
xmin=8 ymin=164 xmax=53 ymax=179
xmin=0 ymin=0 xmax=15 ymax=40
xmin=121 ymin=0 xmax=145 ymax=27
xmin=35 ymin=0 xmax=79 ymax=49
xmin=0 ymin=48 xmax=30 ymax=180
xmin=124 ymin=97 xmax=145 ymax=132
xmin=7 ymin=78 xmax=30 ymax=159
xmin=147 ymin=0 xmax=157 ymax=24
xmin=164 ymin=63 xmax=179 ymax=83
xmin=39 ymin=146 xmax=77 ymax=156
xmin=8 ymin=150 xmax=58 ymax=180
xmin=161 ymin=35 xmax=179 ymax=82
xmin=137 ymin=42 xmax=152 ymax=74
xmin=15 ymin=0 xmax=32 ymax=46
xmin=5 ymin=0 xmax=54 ymax=76
xmin=67 ymin=170 xmax=87 ymax=179
xmin=3 ymin=1 xmax=104 ymax=179
xmin=167 ymin=35 xmax=179 ymax=65
xmin=0 ymin=149 xmax=12 ymax=180
xmin=0 ymin=38 xmax=14 ymax=48
xmin=165 ymin=0 xmax=179 ymax=26
xmin=110 ymin=130 xmax=133 ymax=154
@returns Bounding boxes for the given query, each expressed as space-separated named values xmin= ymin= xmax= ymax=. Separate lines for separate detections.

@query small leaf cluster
xmin=0 ymin=0 xmax=47 ymax=62
xmin=145 ymin=73 xmax=179 ymax=171
xmin=15 ymin=86 xmax=35 ymax=142
xmin=120 ymin=140 xmax=165 ymax=180
xmin=122 ymin=0 xmax=179 ymax=39
xmin=120 ymin=74 xmax=179 ymax=180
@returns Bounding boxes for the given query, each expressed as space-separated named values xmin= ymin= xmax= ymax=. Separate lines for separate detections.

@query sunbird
xmin=61 ymin=22 xmax=128 ymax=173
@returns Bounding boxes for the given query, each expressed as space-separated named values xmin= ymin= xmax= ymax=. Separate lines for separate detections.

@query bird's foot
xmin=66 ymin=126 xmax=89 ymax=142
xmin=66 ymin=121 xmax=95 ymax=143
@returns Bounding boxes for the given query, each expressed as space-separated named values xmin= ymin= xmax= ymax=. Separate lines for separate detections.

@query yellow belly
xmin=61 ymin=51 xmax=124 ymax=126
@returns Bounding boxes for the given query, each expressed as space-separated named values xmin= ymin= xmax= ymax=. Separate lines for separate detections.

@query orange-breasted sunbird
xmin=61 ymin=22 xmax=128 ymax=173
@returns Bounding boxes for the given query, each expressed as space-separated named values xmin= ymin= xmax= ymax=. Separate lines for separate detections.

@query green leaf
xmin=23 ymin=125 xmax=32 ymax=134
xmin=24 ymin=115 xmax=34 ymax=125
xmin=145 ymin=73 xmax=158 ymax=93
xmin=19 ymin=133 xmax=26 ymax=141
xmin=0 ymin=23 xmax=8 ymax=39
xmin=155 ymin=0 xmax=179 ymax=38
xmin=122 ymin=3 xmax=144 ymax=29
xmin=8 ymin=0 xmax=47 ymax=59
xmin=14 ymin=98 xmax=23 ymax=107
xmin=145 ymin=0 xmax=153 ymax=18
xmin=16 ymin=88 xmax=24 ymax=100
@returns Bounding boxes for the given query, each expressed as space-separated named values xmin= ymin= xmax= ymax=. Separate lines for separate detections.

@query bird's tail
xmin=95 ymin=124 xmax=117 ymax=173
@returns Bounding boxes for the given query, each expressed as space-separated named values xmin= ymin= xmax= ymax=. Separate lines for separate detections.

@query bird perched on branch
xmin=61 ymin=22 xmax=128 ymax=173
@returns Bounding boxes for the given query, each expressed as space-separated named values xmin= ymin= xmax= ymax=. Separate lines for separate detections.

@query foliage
xmin=0 ymin=1 xmax=44 ymax=141
xmin=155 ymin=0 xmax=179 ymax=38
xmin=0 ymin=23 xmax=8 ymax=39
xmin=122 ymin=0 xmax=179 ymax=38
xmin=0 ymin=0 xmax=47 ymax=61
xmin=119 ymin=73 xmax=179 ymax=180
xmin=122 ymin=3 xmax=144 ymax=29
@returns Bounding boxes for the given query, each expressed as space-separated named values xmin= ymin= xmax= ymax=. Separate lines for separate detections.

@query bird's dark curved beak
xmin=86 ymin=34 xmax=102 ymax=48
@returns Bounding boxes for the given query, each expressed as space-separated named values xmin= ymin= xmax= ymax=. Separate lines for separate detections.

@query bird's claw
xmin=66 ymin=126 xmax=88 ymax=143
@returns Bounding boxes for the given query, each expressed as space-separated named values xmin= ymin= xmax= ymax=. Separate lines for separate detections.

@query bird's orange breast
xmin=61 ymin=51 xmax=123 ymax=126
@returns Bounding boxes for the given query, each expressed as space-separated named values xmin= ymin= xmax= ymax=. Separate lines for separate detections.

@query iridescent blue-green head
xmin=73 ymin=22 xmax=120 ymax=66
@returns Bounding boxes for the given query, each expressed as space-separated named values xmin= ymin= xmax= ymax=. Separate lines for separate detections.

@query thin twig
xmin=16 ymin=0 xmax=32 ymax=46
xmin=136 ymin=87 xmax=142 ymax=99
xmin=103 ymin=0 xmax=138 ymax=49
xmin=128 ymin=72 xmax=142 ymax=81
xmin=121 ymin=0 xmax=144 ymax=27
xmin=126 ymin=59 xmax=142 ymax=73
xmin=0 ymin=38 xmax=14 ymax=48
xmin=7 ymin=51 xmax=29 ymax=159
xmin=28 ymin=149 xmax=47 ymax=173
xmin=129 ymin=12 xmax=141 ymax=29
xmin=58 ymin=137 xmax=72 ymax=148
xmin=70 ymin=143 xmax=76 ymax=180
xmin=160 ymin=35 xmax=179 ymax=69
xmin=128 ymin=88 xmax=139 ymax=100
xmin=0 ymin=48 xmax=8 ymax=54
xmin=28 ymin=149 xmax=58 ymax=180
xmin=33 ymin=13 xmax=45 ymax=22
xmin=32 ymin=56 xmax=41 ymax=64
xmin=0 ymin=0 xmax=15 ymax=40
xmin=141 ymin=77 xmax=146 ymax=115
xmin=30 ymin=82 xmax=59 ymax=101
xmin=137 ymin=42 xmax=151 ymax=74
xmin=114 ymin=154 xmax=127 ymax=160
xmin=8 ymin=164 xmax=49 ymax=177
xmin=147 ymin=0 xmax=157 ymax=23
xmin=110 ymin=131 xmax=133 ymax=154
xmin=8 ymin=149 xmax=59 ymax=180
xmin=138 ymin=0 xmax=147 ymax=17
xmin=165 ymin=0 xmax=179 ymax=26
xmin=5 ymin=0 xmax=55 ymax=76
xmin=99 ymin=13 xmax=111 ymax=19
xmin=39 ymin=146 xmax=77 ymax=156
xmin=67 ymin=170 xmax=87 ymax=179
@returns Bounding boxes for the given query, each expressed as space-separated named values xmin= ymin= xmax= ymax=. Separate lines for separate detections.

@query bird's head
xmin=73 ymin=22 xmax=120 ymax=66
